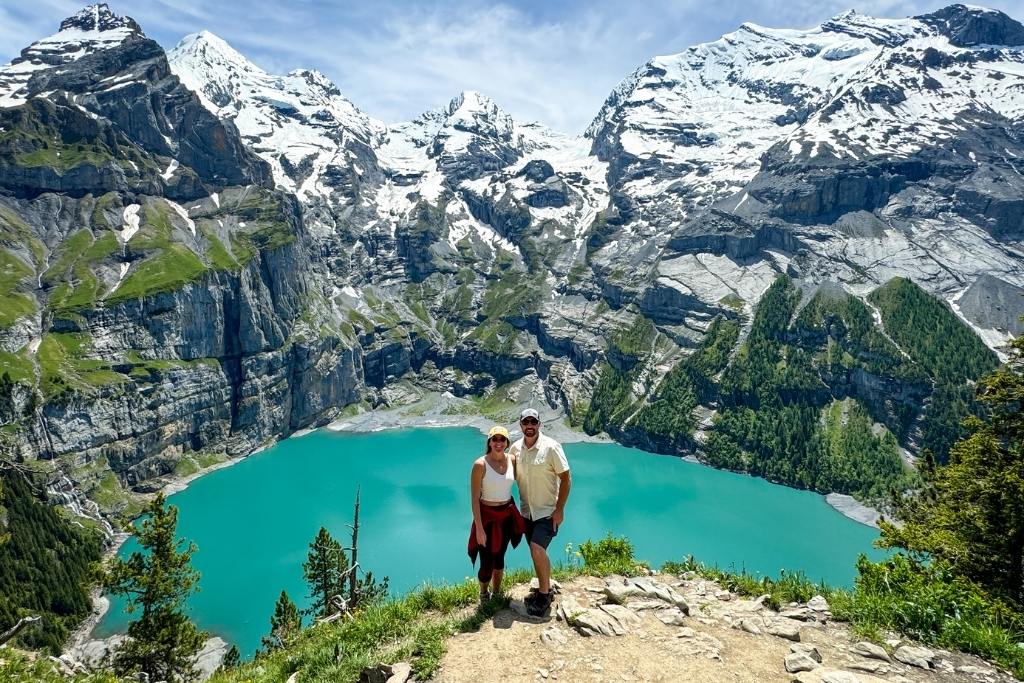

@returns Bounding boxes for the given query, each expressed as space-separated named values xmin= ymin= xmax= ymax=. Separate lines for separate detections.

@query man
xmin=510 ymin=408 xmax=571 ymax=617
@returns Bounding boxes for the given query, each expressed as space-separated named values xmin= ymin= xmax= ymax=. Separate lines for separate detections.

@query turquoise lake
xmin=94 ymin=427 xmax=884 ymax=657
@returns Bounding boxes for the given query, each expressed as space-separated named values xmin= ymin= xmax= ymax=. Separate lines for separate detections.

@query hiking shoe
xmin=526 ymin=591 xmax=552 ymax=617
xmin=479 ymin=589 xmax=491 ymax=604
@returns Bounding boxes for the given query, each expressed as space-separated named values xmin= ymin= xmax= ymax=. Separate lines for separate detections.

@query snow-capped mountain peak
xmin=916 ymin=3 xmax=1024 ymax=46
xmin=173 ymin=31 xmax=253 ymax=74
xmin=446 ymin=90 xmax=504 ymax=118
xmin=419 ymin=91 xmax=522 ymax=181
xmin=59 ymin=3 xmax=141 ymax=34
xmin=169 ymin=31 xmax=384 ymax=197
xmin=0 ymin=3 xmax=143 ymax=107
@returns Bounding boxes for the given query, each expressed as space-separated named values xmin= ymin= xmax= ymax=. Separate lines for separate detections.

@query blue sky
xmin=2 ymin=0 xmax=1023 ymax=133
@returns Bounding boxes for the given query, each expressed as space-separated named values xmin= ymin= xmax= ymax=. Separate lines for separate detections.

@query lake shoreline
xmin=65 ymin=531 xmax=130 ymax=658
xmin=825 ymin=493 xmax=881 ymax=528
xmin=77 ymin=392 xmax=881 ymax=649
xmin=323 ymin=394 xmax=611 ymax=446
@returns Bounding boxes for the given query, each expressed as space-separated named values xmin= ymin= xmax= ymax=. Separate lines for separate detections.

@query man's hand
xmin=551 ymin=507 xmax=564 ymax=532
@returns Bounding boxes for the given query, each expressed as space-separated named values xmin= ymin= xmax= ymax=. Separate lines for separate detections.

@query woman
xmin=468 ymin=425 xmax=526 ymax=602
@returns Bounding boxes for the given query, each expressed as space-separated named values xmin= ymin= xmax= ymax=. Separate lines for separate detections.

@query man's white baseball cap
xmin=520 ymin=408 xmax=540 ymax=420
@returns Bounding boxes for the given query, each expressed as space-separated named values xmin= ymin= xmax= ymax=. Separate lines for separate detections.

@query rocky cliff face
xmin=1 ymin=3 xmax=1023 ymax=516
xmin=0 ymin=5 xmax=359 ymax=513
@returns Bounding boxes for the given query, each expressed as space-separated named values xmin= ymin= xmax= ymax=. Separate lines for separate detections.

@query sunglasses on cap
xmin=520 ymin=417 xmax=539 ymax=425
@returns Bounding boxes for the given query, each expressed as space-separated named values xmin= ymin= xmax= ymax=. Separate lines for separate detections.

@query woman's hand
xmin=475 ymin=526 xmax=487 ymax=547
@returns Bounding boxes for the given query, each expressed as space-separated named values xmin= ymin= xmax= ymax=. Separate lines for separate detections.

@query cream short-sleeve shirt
xmin=511 ymin=433 xmax=569 ymax=520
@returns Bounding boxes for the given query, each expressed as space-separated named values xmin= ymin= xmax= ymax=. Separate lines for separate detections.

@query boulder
xmin=555 ymin=595 xmax=587 ymax=622
xmin=785 ymin=653 xmax=820 ymax=673
xmin=848 ymin=660 xmax=887 ymax=674
xmin=893 ymin=645 xmax=935 ymax=669
xmin=599 ymin=603 xmax=641 ymax=628
xmin=572 ymin=608 xmax=629 ymax=637
xmin=627 ymin=578 xmax=674 ymax=602
xmin=850 ymin=641 xmax=890 ymax=662
xmin=780 ymin=607 xmax=814 ymax=621
xmin=790 ymin=643 xmax=822 ymax=663
xmin=626 ymin=599 xmax=671 ymax=611
xmin=807 ymin=595 xmax=830 ymax=612
xmin=956 ymin=664 xmax=995 ymax=676
xmin=603 ymin=581 xmax=644 ymax=604
xmin=767 ymin=619 xmax=802 ymax=641
xmin=732 ymin=618 xmax=762 ymax=635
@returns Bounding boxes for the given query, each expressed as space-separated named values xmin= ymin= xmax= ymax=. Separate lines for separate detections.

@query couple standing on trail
xmin=467 ymin=408 xmax=571 ymax=618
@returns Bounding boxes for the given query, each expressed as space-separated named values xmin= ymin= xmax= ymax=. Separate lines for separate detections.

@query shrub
xmin=577 ymin=534 xmax=647 ymax=577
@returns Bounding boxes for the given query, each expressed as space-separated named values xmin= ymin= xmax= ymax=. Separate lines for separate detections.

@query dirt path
xmin=433 ymin=575 xmax=1016 ymax=683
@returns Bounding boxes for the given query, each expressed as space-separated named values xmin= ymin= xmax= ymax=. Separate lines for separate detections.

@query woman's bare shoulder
xmin=472 ymin=457 xmax=486 ymax=468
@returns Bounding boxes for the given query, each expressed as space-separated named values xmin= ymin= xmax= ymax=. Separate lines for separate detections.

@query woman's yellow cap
xmin=487 ymin=425 xmax=510 ymax=440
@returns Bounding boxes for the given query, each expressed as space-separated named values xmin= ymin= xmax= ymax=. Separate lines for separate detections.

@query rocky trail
xmin=428 ymin=575 xmax=1016 ymax=683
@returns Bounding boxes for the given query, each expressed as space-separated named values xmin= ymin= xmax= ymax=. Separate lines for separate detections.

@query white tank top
xmin=481 ymin=457 xmax=514 ymax=502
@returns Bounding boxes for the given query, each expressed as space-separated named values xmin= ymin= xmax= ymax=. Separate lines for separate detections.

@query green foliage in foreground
xmin=304 ymin=526 xmax=350 ymax=620
xmin=0 ymin=648 xmax=121 ymax=682
xmin=261 ymin=590 xmax=302 ymax=653
xmin=6 ymin=526 xmax=1024 ymax=681
xmin=576 ymin=533 xmax=649 ymax=577
xmin=211 ymin=542 xmax=651 ymax=683
xmin=881 ymin=330 xmax=1024 ymax=604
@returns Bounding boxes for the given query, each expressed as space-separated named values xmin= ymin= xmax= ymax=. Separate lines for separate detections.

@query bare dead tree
xmin=347 ymin=485 xmax=360 ymax=607
xmin=0 ymin=615 xmax=41 ymax=646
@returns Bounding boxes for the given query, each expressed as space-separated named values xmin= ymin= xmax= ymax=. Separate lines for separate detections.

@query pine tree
xmin=303 ymin=526 xmax=348 ymax=619
xmin=881 ymin=329 xmax=1024 ymax=603
xmin=261 ymin=590 xmax=301 ymax=651
xmin=219 ymin=645 xmax=240 ymax=671
xmin=0 ymin=372 xmax=15 ymax=422
xmin=105 ymin=493 xmax=206 ymax=680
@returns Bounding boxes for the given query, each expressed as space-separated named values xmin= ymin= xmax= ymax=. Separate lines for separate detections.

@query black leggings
xmin=477 ymin=528 xmax=512 ymax=583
